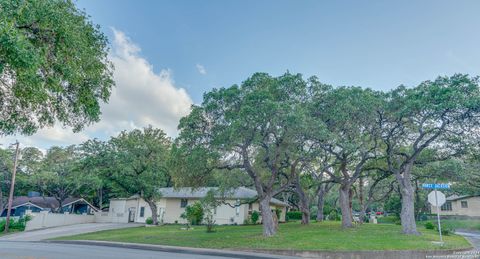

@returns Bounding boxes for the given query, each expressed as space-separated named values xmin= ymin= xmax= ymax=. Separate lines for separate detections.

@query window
xmin=140 ymin=207 xmax=145 ymax=217
xmin=441 ymin=201 xmax=452 ymax=211
xmin=180 ymin=199 xmax=188 ymax=208
xmin=461 ymin=201 xmax=468 ymax=208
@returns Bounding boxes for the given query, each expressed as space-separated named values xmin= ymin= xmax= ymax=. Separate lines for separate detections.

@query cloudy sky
xmin=2 ymin=0 xmax=480 ymax=149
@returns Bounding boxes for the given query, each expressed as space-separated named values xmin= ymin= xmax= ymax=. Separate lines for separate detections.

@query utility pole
xmin=4 ymin=141 xmax=20 ymax=233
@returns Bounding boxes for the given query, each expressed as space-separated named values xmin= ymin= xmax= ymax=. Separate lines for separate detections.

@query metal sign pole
xmin=434 ymin=187 xmax=443 ymax=244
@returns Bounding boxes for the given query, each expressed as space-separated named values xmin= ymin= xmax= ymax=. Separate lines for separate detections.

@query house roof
xmin=9 ymin=196 xmax=98 ymax=211
xmin=158 ymin=187 xmax=288 ymax=206
xmin=446 ymin=195 xmax=477 ymax=201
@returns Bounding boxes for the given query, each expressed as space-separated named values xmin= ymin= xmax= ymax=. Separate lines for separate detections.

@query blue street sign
xmin=422 ymin=183 xmax=450 ymax=189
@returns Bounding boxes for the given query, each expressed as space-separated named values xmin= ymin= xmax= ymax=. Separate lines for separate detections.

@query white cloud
xmin=196 ymin=64 xmax=207 ymax=75
xmin=0 ymin=29 xmax=193 ymax=149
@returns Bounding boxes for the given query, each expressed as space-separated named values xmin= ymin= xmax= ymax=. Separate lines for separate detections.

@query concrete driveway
xmin=0 ymin=223 xmax=142 ymax=241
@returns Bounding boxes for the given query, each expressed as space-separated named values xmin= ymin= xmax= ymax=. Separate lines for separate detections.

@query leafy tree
xmin=0 ymin=0 xmax=114 ymax=135
xmin=31 ymin=146 xmax=96 ymax=212
xmin=174 ymin=73 xmax=313 ymax=236
xmin=310 ymin=86 xmax=383 ymax=228
xmin=378 ymin=74 xmax=480 ymax=234
xmin=106 ymin=126 xmax=172 ymax=225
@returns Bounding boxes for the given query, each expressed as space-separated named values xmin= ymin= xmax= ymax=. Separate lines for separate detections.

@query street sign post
xmin=424 ymin=183 xmax=449 ymax=245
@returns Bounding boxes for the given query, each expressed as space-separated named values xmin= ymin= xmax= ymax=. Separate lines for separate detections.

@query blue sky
xmin=3 ymin=0 xmax=480 ymax=149
xmin=77 ymin=0 xmax=480 ymax=103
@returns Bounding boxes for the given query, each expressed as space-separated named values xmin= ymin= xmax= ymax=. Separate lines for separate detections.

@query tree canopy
xmin=0 ymin=0 xmax=114 ymax=135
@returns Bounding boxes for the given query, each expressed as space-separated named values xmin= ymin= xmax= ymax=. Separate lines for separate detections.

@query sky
xmin=2 ymin=0 xmax=480 ymax=150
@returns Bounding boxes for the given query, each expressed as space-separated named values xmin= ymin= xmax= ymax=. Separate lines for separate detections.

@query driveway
xmin=0 ymin=223 xmax=142 ymax=241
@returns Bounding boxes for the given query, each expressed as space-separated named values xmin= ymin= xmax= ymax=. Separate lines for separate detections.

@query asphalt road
xmin=0 ymin=242 xmax=238 ymax=259
xmin=456 ymin=229 xmax=480 ymax=249
xmin=0 ymin=223 xmax=142 ymax=241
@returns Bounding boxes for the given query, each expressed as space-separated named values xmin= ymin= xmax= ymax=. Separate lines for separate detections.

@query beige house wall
xmin=109 ymin=197 xmax=287 ymax=225
xmin=431 ymin=196 xmax=480 ymax=217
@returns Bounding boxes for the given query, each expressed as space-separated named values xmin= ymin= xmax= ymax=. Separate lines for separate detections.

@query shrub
xmin=0 ymin=215 xmax=31 ymax=232
xmin=286 ymin=211 xmax=302 ymax=220
xmin=328 ymin=210 xmax=340 ymax=221
xmin=145 ymin=217 xmax=153 ymax=225
xmin=181 ymin=202 xmax=204 ymax=225
xmin=251 ymin=210 xmax=260 ymax=224
xmin=425 ymin=222 xmax=435 ymax=230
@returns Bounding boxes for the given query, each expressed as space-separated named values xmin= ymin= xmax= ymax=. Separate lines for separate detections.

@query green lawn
xmin=55 ymin=221 xmax=471 ymax=251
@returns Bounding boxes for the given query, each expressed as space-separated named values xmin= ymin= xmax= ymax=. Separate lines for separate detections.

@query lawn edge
xmin=47 ymin=240 xmax=473 ymax=259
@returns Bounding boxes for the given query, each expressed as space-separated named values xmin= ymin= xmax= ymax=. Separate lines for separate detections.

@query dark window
xmin=180 ymin=199 xmax=188 ymax=208
xmin=441 ymin=201 xmax=452 ymax=211
xmin=461 ymin=201 xmax=468 ymax=208
xmin=140 ymin=207 xmax=145 ymax=217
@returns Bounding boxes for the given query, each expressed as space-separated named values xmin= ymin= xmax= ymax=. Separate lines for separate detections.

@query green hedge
xmin=0 ymin=215 xmax=31 ymax=232
xmin=286 ymin=211 xmax=302 ymax=221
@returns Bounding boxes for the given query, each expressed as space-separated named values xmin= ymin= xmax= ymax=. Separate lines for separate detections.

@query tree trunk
xmin=358 ymin=176 xmax=366 ymax=223
xmin=145 ymin=198 xmax=159 ymax=225
xmin=0 ymin=184 xmax=3 ymax=213
xmin=98 ymin=188 xmax=103 ymax=211
xmin=396 ymin=164 xmax=419 ymax=235
xmin=259 ymin=195 xmax=276 ymax=237
xmin=295 ymin=177 xmax=310 ymax=224
xmin=339 ymin=183 xmax=353 ymax=228
xmin=316 ymin=187 xmax=325 ymax=222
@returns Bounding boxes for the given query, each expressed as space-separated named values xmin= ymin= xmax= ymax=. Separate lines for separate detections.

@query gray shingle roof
xmin=158 ymin=187 xmax=288 ymax=206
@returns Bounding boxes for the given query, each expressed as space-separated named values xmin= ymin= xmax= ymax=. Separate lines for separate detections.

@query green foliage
xmin=0 ymin=215 xmax=31 ymax=232
xmin=286 ymin=211 xmax=302 ymax=221
xmin=425 ymin=222 xmax=435 ymax=230
xmin=251 ymin=211 xmax=260 ymax=224
xmin=91 ymin=126 xmax=172 ymax=225
xmin=30 ymin=146 xmax=98 ymax=212
xmin=181 ymin=202 xmax=204 ymax=226
xmin=145 ymin=217 xmax=153 ymax=225
xmin=200 ymin=190 xmax=218 ymax=232
xmin=0 ymin=0 xmax=114 ymax=135
xmin=328 ymin=210 xmax=341 ymax=221
xmin=384 ymin=196 xmax=402 ymax=216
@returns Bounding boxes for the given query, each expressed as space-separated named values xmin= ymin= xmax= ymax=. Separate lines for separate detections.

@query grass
xmin=422 ymin=219 xmax=480 ymax=231
xmin=55 ymin=221 xmax=470 ymax=251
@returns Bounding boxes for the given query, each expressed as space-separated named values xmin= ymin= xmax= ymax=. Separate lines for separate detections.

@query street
xmin=0 ymin=242 xmax=237 ymax=259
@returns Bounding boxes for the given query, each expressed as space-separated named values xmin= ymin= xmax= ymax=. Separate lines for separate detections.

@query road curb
xmin=47 ymin=240 xmax=294 ymax=259
xmin=47 ymin=240 xmax=476 ymax=259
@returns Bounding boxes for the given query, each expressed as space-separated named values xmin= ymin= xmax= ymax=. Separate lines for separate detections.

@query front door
xmin=128 ymin=207 xmax=136 ymax=222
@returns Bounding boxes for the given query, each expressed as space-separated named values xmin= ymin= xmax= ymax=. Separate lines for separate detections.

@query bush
xmin=286 ymin=211 xmax=302 ymax=221
xmin=145 ymin=217 xmax=153 ymax=225
xmin=0 ymin=215 xmax=31 ymax=232
xmin=425 ymin=222 xmax=435 ymax=230
xmin=328 ymin=210 xmax=340 ymax=221
xmin=251 ymin=211 xmax=260 ymax=224
xmin=181 ymin=202 xmax=204 ymax=225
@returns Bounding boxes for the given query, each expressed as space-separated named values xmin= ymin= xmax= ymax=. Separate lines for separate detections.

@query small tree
xmin=201 ymin=190 xmax=219 ymax=232
xmin=181 ymin=202 xmax=204 ymax=226
xmin=251 ymin=210 xmax=260 ymax=224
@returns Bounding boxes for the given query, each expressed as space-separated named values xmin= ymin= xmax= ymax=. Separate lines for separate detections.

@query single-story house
xmin=431 ymin=195 xmax=480 ymax=217
xmin=1 ymin=196 xmax=98 ymax=217
xmin=108 ymin=187 xmax=288 ymax=225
